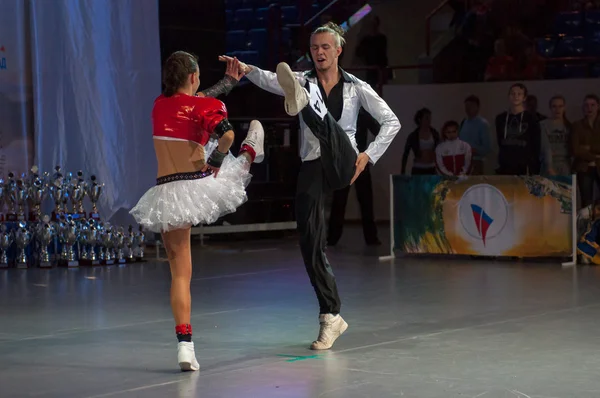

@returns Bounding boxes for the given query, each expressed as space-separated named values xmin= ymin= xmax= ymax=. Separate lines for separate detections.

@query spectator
xmin=402 ymin=108 xmax=440 ymax=175
xmin=484 ymin=39 xmax=515 ymax=81
xmin=495 ymin=83 xmax=542 ymax=175
xmin=571 ymin=94 xmax=600 ymax=208
xmin=540 ymin=95 xmax=572 ymax=175
xmin=459 ymin=95 xmax=492 ymax=174
xmin=526 ymin=95 xmax=548 ymax=121
xmin=355 ymin=16 xmax=388 ymax=88
xmin=519 ymin=43 xmax=546 ymax=80
xmin=436 ymin=120 xmax=473 ymax=176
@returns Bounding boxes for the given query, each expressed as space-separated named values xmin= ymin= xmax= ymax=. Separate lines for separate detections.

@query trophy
xmin=69 ymin=171 xmax=86 ymax=219
xmin=28 ymin=167 xmax=47 ymax=222
xmin=49 ymin=166 xmax=66 ymax=220
xmin=0 ymin=178 xmax=5 ymax=222
xmin=134 ymin=225 xmax=146 ymax=261
xmin=59 ymin=215 xmax=79 ymax=267
xmin=36 ymin=215 xmax=55 ymax=268
xmin=114 ymin=227 xmax=126 ymax=264
xmin=100 ymin=223 xmax=115 ymax=265
xmin=0 ymin=224 xmax=13 ymax=268
xmin=15 ymin=221 xmax=32 ymax=269
xmin=5 ymin=172 xmax=18 ymax=222
xmin=87 ymin=175 xmax=103 ymax=220
xmin=125 ymin=225 xmax=135 ymax=262
xmin=15 ymin=178 xmax=29 ymax=221
xmin=84 ymin=220 xmax=100 ymax=265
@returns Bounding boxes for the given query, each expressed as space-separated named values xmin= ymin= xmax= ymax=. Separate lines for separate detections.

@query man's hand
xmin=219 ymin=55 xmax=252 ymax=75
xmin=351 ymin=153 xmax=370 ymax=185
xmin=224 ymin=56 xmax=245 ymax=81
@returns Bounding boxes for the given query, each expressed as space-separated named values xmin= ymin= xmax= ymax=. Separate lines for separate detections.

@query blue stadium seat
xmin=563 ymin=64 xmax=589 ymax=78
xmin=226 ymin=10 xmax=234 ymax=31
xmin=585 ymin=10 xmax=600 ymax=34
xmin=239 ymin=51 xmax=260 ymax=68
xmin=555 ymin=12 xmax=583 ymax=35
xmin=225 ymin=0 xmax=243 ymax=10
xmin=281 ymin=6 xmax=299 ymax=25
xmin=587 ymin=37 xmax=600 ymax=56
xmin=554 ymin=36 xmax=585 ymax=57
xmin=254 ymin=7 xmax=269 ymax=29
xmin=536 ymin=37 xmax=556 ymax=58
xmin=242 ymin=0 xmax=268 ymax=7
xmin=281 ymin=27 xmax=291 ymax=45
xmin=248 ymin=29 xmax=268 ymax=53
xmin=234 ymin=8 xmax=254 ymax=31
xmin=226 ymin=30 xmax=248 ymax=53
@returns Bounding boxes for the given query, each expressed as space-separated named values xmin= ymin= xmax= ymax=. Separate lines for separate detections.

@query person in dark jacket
xmin=495 ymin=83 xmax=541 ymax=175
xmin=401 ymin=108 xmax=441 ymax=175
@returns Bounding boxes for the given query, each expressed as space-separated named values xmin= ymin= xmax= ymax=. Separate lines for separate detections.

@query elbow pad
xmin=214 ymin=118 xmax=233 ymax=138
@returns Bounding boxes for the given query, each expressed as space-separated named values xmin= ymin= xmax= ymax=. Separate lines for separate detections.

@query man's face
xmin=525 ymin=96 xmax=538 ymax=113
xmin=310 ymin=33 xmax=341 ymax=72
xmin=584 ymin=98 xmax=599 ymax=118
xmin=509 ymin=86 xmax=526 ymax=108
xmin=465 ymin=101 xmax=479 ymax=117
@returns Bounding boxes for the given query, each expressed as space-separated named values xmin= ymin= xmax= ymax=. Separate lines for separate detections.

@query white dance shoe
xmin=241 ymin=120 xmax=265 ymax=163
xmin=276 ymin=62 xmax=309 ymax=116
xmin=310 ymin=314 xmax=348 ymax=350
xmin=177 ymin=341 xmax=200 ymax=371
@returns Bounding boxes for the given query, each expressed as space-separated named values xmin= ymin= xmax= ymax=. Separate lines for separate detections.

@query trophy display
xmin=0 ymin=165 xmax=146 ymax=269
xmin=36 ymin=216 xmax=54 ymax=268
xmin=15 ymin=222 xmax=31 ymax=269
xmin=0 ymin=224 xmax=13 ymax=268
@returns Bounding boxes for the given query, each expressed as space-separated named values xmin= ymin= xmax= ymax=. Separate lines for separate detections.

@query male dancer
xmin=220 ymin=22 xmax=400 ymax=350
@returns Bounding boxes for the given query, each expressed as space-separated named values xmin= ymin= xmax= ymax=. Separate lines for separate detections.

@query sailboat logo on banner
xmin=458 ymin=184 xmax=509 ymax=247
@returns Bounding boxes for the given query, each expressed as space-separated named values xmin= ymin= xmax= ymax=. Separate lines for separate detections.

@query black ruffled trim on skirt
xmin=156 ymin=170 xmax=214 ymax=186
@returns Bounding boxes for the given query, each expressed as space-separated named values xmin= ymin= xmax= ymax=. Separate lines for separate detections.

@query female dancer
xmin=130 ymin=51 xmax=264 ymax=371
xmin=540 ymin=95 xmax=571 ymax=176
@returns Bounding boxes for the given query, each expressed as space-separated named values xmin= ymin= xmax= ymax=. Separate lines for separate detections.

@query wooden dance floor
xmin=1 ymin=226 xmax=600 ymax=398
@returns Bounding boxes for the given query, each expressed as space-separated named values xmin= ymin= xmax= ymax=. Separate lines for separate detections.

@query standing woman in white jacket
xmin=435 ymin=120 xmax=473 ymax=176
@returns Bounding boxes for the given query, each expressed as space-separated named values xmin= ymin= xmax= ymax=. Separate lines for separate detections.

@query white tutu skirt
xmin=130 ymin=144 xmax=251 ymax=233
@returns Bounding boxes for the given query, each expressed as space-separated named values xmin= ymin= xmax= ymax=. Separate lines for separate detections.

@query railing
xmin=425 ymin=0 xmax=450 ymax=57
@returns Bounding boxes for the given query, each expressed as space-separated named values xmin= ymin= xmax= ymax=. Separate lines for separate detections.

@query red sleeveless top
xmin=152 ymin=93 xmax=228 ymax=145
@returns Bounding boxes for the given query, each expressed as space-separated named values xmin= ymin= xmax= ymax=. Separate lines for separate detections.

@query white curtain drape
xmin=29 ymin=0 xmax=161 ymax=226
xmin=0 ymin=0 xmax=34 ymax=179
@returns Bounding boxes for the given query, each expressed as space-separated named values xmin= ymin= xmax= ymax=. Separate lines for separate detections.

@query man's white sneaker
xmin=241 ymin=120 xmax=265 ymax=163
xmin=177 ymin=341 xmax=200 ymax=371
xmin=310 ymin=314 xmax=348 ymax=350
xmin=276 ymin=62 xmax=309 ymax=116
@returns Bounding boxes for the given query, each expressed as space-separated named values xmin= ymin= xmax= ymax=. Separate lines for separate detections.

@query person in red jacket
xmin=130 ymin=51 xmax=265 ymax=372
xmin=435 ymin=120 xmax=473 ymax=176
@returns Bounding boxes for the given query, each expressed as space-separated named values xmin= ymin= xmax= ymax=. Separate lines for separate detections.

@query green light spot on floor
xmin=277 ymin=354 xmax=324 ymax=362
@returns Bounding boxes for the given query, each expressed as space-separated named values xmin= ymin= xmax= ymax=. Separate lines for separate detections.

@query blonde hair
xmin=311 ymin=22 xmax=346 ymax=48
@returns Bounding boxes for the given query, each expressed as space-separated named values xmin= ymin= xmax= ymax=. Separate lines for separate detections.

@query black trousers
xmin=296 ymin=91 xmax=357 ymax=315
xmin=578 ymin=167 xmax=600 ymax=209
xmin=327 ymin=164 xmax=378 ymax=246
